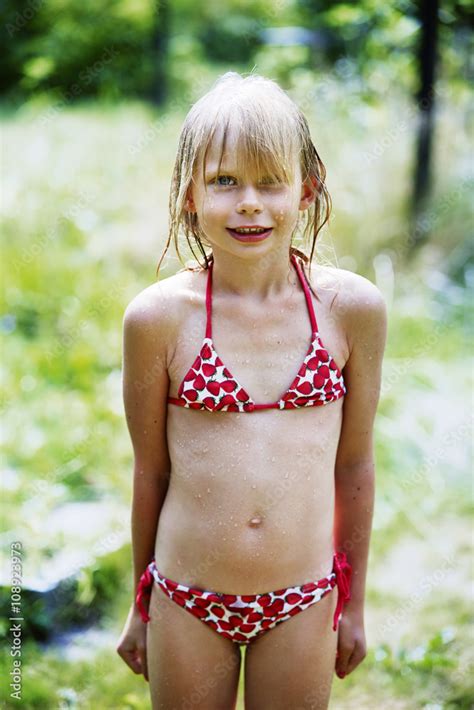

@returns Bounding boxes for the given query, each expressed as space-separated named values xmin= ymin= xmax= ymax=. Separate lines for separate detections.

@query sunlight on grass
xmin=1 ymin=89 xmax=472 ymax=708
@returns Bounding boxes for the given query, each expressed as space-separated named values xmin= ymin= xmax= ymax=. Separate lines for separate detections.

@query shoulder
xmin=319 ymin=264 xmax=386 ymax=309
xmin=123 ymin=268 xmax=201 ymax=357
xmin=310 ymin=263 xmax=388 ymax=351
xmin=123 ymin=267 xmax=200 ymax=326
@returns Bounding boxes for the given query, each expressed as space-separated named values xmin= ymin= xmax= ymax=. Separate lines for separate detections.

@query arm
xmin=122 ymin=287 xmax=173 ymax=606
xmin=117 ymin=286 xmax=174 ymax=680
xmin=333 ymin=274 xmax=388 ymax=675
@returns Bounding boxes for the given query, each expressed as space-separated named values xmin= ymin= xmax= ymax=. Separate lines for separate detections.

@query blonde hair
xmin=156 ymin=71 xmax=332 ymax=281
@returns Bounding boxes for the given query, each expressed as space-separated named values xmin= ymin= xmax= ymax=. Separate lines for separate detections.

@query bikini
xmin=136 ymin=253 xmax=352 ymax=644
xmin=167 ymin=252 xmax=347 ymax=412
xmin=136 ymin=552 xmax=352 ymax=645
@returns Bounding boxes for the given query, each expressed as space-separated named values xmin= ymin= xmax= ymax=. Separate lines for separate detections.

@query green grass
xmin=1 ymin=82 xmax=472 ymax=708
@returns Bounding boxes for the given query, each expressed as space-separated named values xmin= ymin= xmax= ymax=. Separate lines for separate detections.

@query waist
xmin=155 ymin=497 xmax=335 ymax=594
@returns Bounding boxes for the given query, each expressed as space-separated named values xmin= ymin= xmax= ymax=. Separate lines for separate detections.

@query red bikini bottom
xmin=136 ymin=551 xmax=352 ymax=646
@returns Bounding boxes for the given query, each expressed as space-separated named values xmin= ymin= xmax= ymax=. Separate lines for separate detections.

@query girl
xmin=116 ymin=71 xmax=387 ymax=709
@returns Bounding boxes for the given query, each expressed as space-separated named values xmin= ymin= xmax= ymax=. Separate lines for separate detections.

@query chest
xmin=168 ymin=286 xmax=348 ymax=405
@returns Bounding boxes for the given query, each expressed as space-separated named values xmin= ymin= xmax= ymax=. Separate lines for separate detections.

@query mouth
xmin=226 ymin=227 xmax=273 ymax=242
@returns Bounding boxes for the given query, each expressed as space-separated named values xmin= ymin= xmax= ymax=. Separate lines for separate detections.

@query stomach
xmin=154 ymin=403 xmax=343 ymax=594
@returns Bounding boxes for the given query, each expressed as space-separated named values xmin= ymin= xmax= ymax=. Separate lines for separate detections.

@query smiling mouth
xmin=228 ymin=227 xmax=272 ymax=234
xmin=226 ymin=227 xmax=273 ymax=242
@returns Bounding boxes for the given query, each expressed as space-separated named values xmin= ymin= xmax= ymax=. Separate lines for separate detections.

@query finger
xmin=137 ymin=646 xmax=149 ymax=682
xmin=117 ymin=647 xmax=143 ymax=675
xmin=335 ymin=639 xmax=354 ymax=678
xmin=346 ymin=640 xmax=367 ymax=674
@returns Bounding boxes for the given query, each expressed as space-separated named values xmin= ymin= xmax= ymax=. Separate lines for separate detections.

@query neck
xmin=209 ymin=248 xmax=299 ymax=303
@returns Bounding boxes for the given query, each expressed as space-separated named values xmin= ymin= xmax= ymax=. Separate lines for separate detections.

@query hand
xmin=335 ymin=609 xmax=367 ymax=679
xmin=116 ymin=602 xmax=149 ymax=682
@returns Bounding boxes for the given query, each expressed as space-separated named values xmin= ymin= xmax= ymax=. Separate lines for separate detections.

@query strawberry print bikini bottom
xmin=135 ymin=551 xmax=352 ymax=646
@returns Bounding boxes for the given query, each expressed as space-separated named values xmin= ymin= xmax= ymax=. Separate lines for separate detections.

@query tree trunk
xmin=409 ymin=0 xmax=439 ymax=251
xmin=149 ymin=0 xmax=169 ymax=106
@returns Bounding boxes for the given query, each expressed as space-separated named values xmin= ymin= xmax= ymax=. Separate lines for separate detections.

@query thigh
xmin=146 ymin=581 xmax=242 ymax=710
xmin=244 ymin=585 xmax=338 ymax=710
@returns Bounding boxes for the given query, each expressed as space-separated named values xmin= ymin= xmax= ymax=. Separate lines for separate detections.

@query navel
xmin=248 ymin=515 xmax=264 ymax=528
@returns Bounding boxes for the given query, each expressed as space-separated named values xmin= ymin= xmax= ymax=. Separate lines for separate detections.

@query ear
xmin=299 ymin=175 xmax=318 ymax=211
xmin=184 ymin=185 xmax=196 ymax=213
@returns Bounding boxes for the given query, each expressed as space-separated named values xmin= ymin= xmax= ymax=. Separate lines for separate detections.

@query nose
xmin=236 ymin=185 xmax=263 ymax=214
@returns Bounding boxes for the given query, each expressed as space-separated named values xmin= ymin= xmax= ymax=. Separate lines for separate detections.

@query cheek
xmin=273 ymin=196 xmax=299 ymax=225
xmin=201 ymin=193 xmax=229 ymax=218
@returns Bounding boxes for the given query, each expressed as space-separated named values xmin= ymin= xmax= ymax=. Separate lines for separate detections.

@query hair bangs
xmin=197 ymin=100 xmax=299 ymax=188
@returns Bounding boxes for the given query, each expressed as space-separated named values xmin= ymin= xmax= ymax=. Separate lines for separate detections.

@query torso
xmin=154 ymin=260 xmax=350 ymax=594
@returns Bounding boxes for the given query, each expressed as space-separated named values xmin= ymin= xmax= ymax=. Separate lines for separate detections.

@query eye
xmin=259 ymin=176 xmax=284 ymax=186
xmin=213 ymin=175 xmax=237 ymax=186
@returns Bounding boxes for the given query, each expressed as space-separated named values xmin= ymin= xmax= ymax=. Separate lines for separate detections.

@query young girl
xmin=116 ymin=71 xmax=387 ymax=709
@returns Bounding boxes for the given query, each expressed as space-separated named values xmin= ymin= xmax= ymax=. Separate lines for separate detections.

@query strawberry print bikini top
xmin=167 ymin=253 xmax=346 ymax=412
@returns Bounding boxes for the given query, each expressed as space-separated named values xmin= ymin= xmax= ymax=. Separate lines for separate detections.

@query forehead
xmin=196 ymin=127 xmax=299 ymax=182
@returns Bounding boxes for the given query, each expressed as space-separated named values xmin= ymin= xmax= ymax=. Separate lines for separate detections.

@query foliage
xmin=1 ymin=0 xmax=472 ymax=103
xmin=1 ymin=73 xmax=472 ymax=706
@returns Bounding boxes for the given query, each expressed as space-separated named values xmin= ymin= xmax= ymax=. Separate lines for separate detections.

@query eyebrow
xmin=204 ymin=167 xmax=236 ymax=175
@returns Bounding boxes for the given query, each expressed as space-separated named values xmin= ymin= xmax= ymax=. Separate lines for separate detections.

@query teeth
xmin=233 ymin=227 xmax=268 ymax=234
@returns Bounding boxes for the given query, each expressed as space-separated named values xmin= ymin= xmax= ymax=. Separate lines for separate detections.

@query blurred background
xmin=1 ymin=0 xmax=472 ymax=708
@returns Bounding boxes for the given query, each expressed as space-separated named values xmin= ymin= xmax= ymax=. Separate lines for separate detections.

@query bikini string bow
xmin=332 ymin=551 xmax=352 ymax=631
xmin=135 ymin=563 xmax=154 ymax=623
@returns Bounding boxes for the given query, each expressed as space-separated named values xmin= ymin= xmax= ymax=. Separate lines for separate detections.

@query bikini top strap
xmin=206 ymin=253 xmax=318 ymax=339
xmin=291 ymin=253 xmax=318 ymax=334
xmin=205 ymin=257 xmax=213 ymax=339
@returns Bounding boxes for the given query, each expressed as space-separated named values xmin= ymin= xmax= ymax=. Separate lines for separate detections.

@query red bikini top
xmin=167 ymin=253 xmax=346 ymax=412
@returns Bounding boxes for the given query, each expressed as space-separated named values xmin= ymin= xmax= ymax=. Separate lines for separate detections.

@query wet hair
xmin=156 ymin=71 xmax=332 ymax=281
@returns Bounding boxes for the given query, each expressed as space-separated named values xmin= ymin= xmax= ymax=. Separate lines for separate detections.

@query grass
xmin=1 ymin=77 xmax=472 ymax=708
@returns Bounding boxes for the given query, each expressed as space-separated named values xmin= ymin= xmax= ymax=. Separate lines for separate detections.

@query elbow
xmin=335 ymin=460 xmax=375 ymax=485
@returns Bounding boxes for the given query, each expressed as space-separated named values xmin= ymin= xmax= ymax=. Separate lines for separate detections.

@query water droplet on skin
xmin=284 ymin=472 xmax=289 ymax=479
xmin=307 ymin=475 xmax=311 ymax=480
xmin=207 ymin=488 xmax=211 ymax=493
xmin=271 ymin=456 xmax=276 ymax=462
xmin=251 ymin=484 xmax=257 ymax=489
xmin=234 ymin=523 xmax=238 ymax=527
xmin=243 ymin=475 xmax=247 ymax=481
xmin=197 ymin=494 xmax=202 ymax=498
